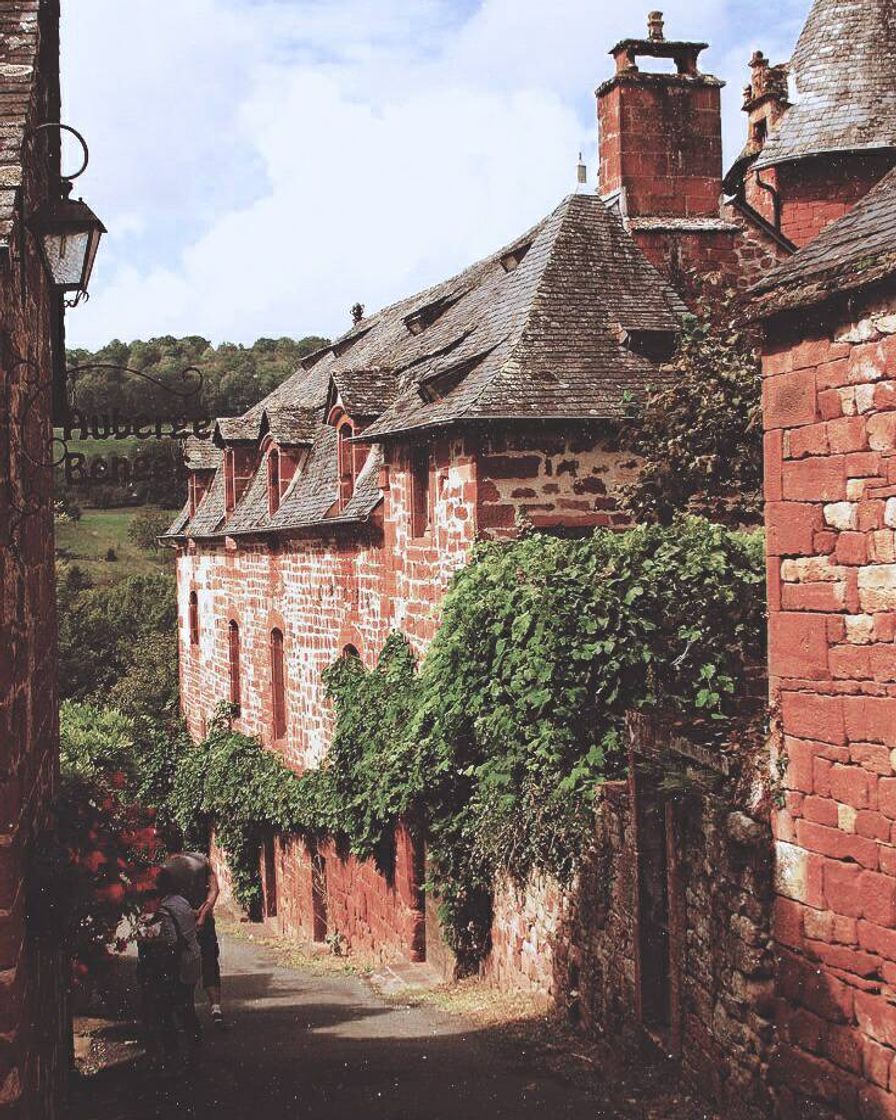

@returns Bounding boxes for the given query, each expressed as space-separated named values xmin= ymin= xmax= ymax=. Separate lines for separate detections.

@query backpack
xmin=160 ymin=903 xmax=202 ymax=986
xmin=136 ymin=904 xmax=200 ymax=987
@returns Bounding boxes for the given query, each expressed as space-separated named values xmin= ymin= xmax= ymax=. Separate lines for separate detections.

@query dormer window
xmin=268 ymin=447 xmax=281 ymax=516
xmin=500 ymin=243 xmax=531 ymax=273
xmin=224 ymin=448 xmax=236 ymax=513
xmin=403 ymin=292 xmax=464 ymax=336
xmin=337 ymin=420 xmax=358 ymax=510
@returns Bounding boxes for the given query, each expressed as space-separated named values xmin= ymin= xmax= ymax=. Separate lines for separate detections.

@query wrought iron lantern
xmin=27 ymin=123 xmax=106 ymax=306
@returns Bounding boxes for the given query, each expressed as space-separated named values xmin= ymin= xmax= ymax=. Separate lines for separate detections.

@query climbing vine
xmin=163 ymin=517 xmax=765 ymax=968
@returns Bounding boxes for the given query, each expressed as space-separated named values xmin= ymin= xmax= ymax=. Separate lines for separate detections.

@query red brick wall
xmin=262 ymin=828 xmax=425 ymax=964
xmin=598 ymin=78 xmax=722 ymax=218
xmin=764 ymin=285 xmax=896 ymax=1118
xmin=745 ymin=152 xmax=896 ymax=250
xmin=181 ymin=425 xmax=636 ymax=959
xmin=0 ymin=3 xmax=69 ymax=1117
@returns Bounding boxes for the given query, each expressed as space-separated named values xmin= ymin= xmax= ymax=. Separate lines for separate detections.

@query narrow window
xmin=338 ymin=421 xmax=356 ymax=510
xmin=270 ymin=627 xmax=287 ymax=740
xmin=410 ymin=446 xmax=431 ymax=538
xmin=268 ymin=448 xmax=281 ymax=516
xmin=342 ymin=644 xmax=361 ymax=661
xmin=224 ymin=449 xmax=236 ymax=513
xmin=228 ymin=620 xmax=241 ymax=715
xmin=189 ymin=591 xmax=199 ymax=647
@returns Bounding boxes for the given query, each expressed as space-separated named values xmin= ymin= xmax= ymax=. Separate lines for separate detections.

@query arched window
xmin=342 ymin=644 xmax=361 ymax=660
xmin=268 ymin=448 xmax=281 ymax=516
xmin=189 ymin=591 xmax=199 ymax=646
xmin=270 ymin=627 xmax=287 ymax=740
xmin=228 ymin=620 xmax=241 ymax=715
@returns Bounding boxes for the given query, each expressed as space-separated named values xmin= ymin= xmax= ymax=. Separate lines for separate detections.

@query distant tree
xmin=65 ymin=334 xmax=330 ymax=421
xmin=57 ymin=568 xmax=177 ymax=702
xmin=127 ymin=509 xmax=175 ymax=552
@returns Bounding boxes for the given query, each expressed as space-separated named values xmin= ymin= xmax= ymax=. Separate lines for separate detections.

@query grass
xmin=55 ymin=507 xmax=179 ymax=585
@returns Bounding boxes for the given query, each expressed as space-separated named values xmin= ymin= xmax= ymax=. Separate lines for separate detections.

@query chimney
xmin=597 ymin=12 xmax=724 ymax=219
xmin=742 ymin=51 xmax=789 ymax=154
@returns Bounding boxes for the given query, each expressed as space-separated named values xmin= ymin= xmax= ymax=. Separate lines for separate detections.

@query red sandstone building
xmin=170 ymin=1 xmax=896 ymax=1113
xmin=757 ymin=167 xmax=896 ymax=1119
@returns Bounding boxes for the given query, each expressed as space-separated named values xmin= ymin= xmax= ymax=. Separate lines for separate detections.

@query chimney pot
xmin=647 ymin=11 xmax=665 ymax=41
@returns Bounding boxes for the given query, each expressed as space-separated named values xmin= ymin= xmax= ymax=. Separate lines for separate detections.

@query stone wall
xmin=475 ymin=427 xmax=637 ymax=537
xmin=763 ymin=284 xmax=896 ymax=1119
xmin=484 ymin=719 xmax=775 ymax=1119
xmin=0 ymin=3 xmax=69 ymax=1117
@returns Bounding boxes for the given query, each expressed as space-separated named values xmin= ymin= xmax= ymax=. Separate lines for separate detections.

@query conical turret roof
xmin=754 ymin=0 xmax=896 ymax=169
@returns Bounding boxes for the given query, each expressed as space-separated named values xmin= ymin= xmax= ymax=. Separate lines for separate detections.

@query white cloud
xmin=61 ymin=0 xmax=810 ymax=349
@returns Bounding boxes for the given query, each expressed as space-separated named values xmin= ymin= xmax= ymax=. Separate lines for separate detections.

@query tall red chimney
xmin=597 ymin=12 xmax=724 ymax=220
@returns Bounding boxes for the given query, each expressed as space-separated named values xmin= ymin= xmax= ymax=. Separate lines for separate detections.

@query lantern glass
xmin=30 ymin=188 xmax=106 ymax=296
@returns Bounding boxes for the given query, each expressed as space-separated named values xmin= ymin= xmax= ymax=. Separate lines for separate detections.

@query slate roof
xmin=752 ymin=165 xmax=896 ymax=315
xmin=167 ymin=193 xmax=684 ymax=541
xmin=0 ymin=1 xmax=42 ymax=251
xmin=183 ymin=436 xmax=220 ymax=470
xmin=753 ymin=0 xmax=896 ymax=171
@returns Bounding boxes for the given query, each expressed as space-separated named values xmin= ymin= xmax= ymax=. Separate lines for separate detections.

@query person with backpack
xmin=161 ymin=827 xmax=225 ymax=1027
xmin=137 ymin=867 xmax=202 ymax=1068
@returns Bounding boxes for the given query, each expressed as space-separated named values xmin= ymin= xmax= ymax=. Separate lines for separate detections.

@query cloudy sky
xmin=61 ymin=0 xmax=810 ymax=349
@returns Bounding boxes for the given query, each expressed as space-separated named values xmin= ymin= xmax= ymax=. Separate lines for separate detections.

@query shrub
xmin=622 ymin=298 xmax=763 ymax=526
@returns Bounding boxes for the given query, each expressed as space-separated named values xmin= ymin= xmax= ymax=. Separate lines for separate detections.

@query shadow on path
xmin=68 ymin=933 xmax=696 ymax=1120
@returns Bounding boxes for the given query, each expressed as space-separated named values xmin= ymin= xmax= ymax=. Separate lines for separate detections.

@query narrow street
xmin=69 ymin=932 xmax=710 ymax=1120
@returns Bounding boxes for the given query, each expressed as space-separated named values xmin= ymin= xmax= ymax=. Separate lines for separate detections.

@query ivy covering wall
xmin=160 ymin=517 xmax=765 ymax=967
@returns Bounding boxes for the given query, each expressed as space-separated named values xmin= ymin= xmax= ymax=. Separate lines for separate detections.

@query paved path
xmin=70 ymin=933 xmax=610 ymax=1120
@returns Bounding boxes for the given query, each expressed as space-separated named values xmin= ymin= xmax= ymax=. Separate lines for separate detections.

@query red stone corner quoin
xmin=758 ymin=165 xmax=896 ymax=1117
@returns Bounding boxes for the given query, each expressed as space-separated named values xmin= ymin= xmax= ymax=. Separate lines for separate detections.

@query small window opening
xmin=410 ymin=446 xmax=431 ymax=538
xmin=752 ymin=117 xmax=768 ymax=146
xmin=189 ymin=591 xmax=199 ymax=647
xmin=342 ymin=644 xmax=361 ymax=660
xmin=270 ymin=627 xmax=287 ymax=740
xmin=268 ymin=448 xmax=281 ymax=516
xmin=228 ymin=620 xmax=241 ymax=715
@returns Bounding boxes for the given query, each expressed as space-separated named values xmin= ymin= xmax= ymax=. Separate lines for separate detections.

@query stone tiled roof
xmin=261 ymin=405 xmax=317 ymax=445
xmin=0 ymin=1 xmax=41 ymax=250
xmin=167 ymin=193 xmax=684 ymax=541
xmin=183 ymin=435 xmax=220 ymax=470
xmin=753 ymin=0 xmax=896 ymax=170
xmin=752 ymin=165 xmax=896 ymax=315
